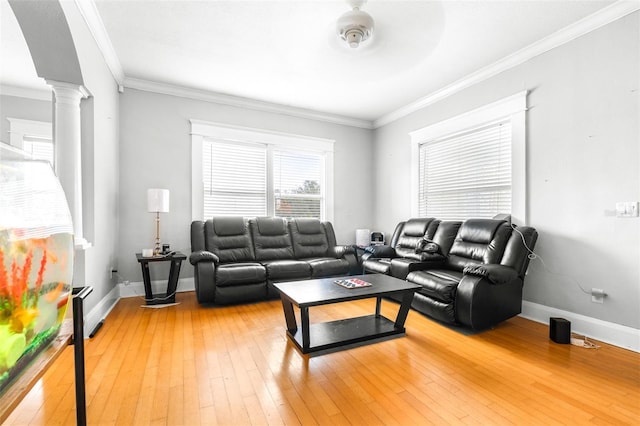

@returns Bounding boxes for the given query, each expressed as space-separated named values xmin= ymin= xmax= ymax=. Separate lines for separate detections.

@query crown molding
xmin=73 ymin=0 xmax=124 ymax=84
xmin=373 ymin=0 xmax=640 ymax=128
xmin=0 ymin=84 xmax=51 ymax=101
xmin=123 ymin=77 xmax=374 ymax=129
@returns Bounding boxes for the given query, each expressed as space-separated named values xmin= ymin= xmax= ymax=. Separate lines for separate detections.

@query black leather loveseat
xmin=190 ymin=216 xmax=358 ymax=304
xmin=363 ymin=218 xmax=538 ymax=330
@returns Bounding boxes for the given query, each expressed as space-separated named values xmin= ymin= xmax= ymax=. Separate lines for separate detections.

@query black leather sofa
xmin=189 ymin=216 xmax=357 ymax=304
xmin=363 ymin=218 xmax=538 ymax=330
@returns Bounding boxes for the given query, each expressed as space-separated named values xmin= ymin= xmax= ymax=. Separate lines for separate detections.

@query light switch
xmin=616 ymin=201 xmax=639 ymax=217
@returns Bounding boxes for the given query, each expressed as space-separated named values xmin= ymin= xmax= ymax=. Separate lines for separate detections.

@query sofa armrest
xmin=363 ymin=245 xmax=396 ymax=258
xmin=463 ymin=264 xmax=518 ymax=285
xmin=328 ymin=244 xmax=355 ymax=259
xmin=189 ymin=250 xmax=219 ymax=265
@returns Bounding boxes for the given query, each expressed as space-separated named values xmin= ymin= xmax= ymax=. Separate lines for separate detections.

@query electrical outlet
xmin=615 ymin=201 xmax=639 ymax=218
xmin=591 ymin=288 xmax=605 ymax=304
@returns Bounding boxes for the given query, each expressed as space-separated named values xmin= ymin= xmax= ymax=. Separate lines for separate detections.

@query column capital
xmin=45 ymin=80 xmax=91 ymax=99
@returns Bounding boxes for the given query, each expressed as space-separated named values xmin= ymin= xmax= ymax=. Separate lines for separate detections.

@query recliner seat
xmin=407 ymin=219 xmax=538 ymax=330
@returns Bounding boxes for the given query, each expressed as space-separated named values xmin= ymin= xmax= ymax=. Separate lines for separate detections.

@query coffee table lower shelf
xmin=287 ymin=314 xmax=405 ymax=354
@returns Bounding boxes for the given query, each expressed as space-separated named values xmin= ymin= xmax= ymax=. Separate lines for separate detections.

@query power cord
xmin=571 ymin=334 xmax=600 ymax=349
xmin=511 ymin=224 xmax=591 ymax=295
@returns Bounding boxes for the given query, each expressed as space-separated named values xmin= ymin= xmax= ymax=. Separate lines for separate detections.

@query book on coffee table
xmin=334 ymin=278 xmax=372 ymax=289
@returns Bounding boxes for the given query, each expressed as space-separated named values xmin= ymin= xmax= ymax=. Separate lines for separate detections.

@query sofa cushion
xmin=213 ymin=216 xmax=246 ymax=236
xmin=305 ymin=257 xmax=350 ymax=278
xmin=205 ymin=218 xmax=255 ymax=262
xmin=295 ymin=218 xmax=324 ymax=234
xmin=256 ymin=216 xmax=287 ymax=235
xmin=394 ymin=218 xmax=436 ymax=259
xmin=215 ymin=263 xmax=266 ymax=287
xmin=261 ymin=259 xmax=311 ymax=281
xmin=362 ymin=258 xmax=392 ymax=275
xmin=289 ymin=219 xmax=330 ymax=258
xmin=448 ymin=219 xmax=512 ymax=271
xmin=389 ymin=256 xmax=446 ymax=280
xmin=250 ymin=217 xmax=295 ymax=261
xmin=407 ymin=269 xmax=463 ymax=303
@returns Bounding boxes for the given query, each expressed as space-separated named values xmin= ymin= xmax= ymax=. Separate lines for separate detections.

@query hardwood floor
xmin=5 ymin=291 xmax=639 ymax=425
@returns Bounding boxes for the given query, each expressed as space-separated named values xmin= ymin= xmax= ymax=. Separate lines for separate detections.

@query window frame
xmin=410 ymin=91 xmax=528 ymax=223
xmin=7 ymin=117 xmax=53 ymax=166
xmin=191 ymin=120 xmax=334 ymax=222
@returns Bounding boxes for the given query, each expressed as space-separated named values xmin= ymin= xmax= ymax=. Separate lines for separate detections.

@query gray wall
xmin=0 ymin=94 xmax=51 ymax=145
xmin=373 ymin=13 xmax=640 ymax=329
xmin=117 ymin=89 xmax=374 ymax=284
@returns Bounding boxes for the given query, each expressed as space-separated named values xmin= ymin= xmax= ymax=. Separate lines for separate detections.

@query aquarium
xmin=0 ymin=144 xmax=74 ymax=395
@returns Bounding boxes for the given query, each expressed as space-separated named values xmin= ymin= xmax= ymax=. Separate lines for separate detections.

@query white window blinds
xmin=418 ymin=120 xmax=511 ymax=220
xmin=273 ymin=150 xmax=323 ymax=218
xmin=23 ymin=137 xmax=54 ymax=167
xmin=203 ymin=140 xmax=267 ymax=217
xmin=202 ymin=140 xmax=325 ymax=219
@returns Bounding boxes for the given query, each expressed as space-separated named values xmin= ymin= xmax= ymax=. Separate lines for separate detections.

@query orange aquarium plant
xmin=0 ymin=154 xmax=74 ymax=394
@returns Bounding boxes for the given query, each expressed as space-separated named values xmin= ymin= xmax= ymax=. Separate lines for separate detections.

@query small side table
xmin=135 ymin=252 xmax=187 ymax=305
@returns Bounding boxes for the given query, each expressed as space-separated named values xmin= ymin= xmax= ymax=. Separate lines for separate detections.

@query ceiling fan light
xmin=336 ymin=8 xmax=374 ymax=48
xmin=345 ymin=29 xmax=364 ymax=48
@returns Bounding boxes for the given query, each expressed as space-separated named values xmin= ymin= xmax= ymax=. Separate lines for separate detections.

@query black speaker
xmin=550 ymin=317 xmax=571 ymax=344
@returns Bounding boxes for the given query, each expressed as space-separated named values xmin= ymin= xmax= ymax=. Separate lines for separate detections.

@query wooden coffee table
xmin=272 ymin=274 xmax=420 ymax=354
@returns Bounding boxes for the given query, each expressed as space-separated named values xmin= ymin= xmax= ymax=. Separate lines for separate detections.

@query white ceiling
xmin=1 ymin=0 xmax=623 ymax=124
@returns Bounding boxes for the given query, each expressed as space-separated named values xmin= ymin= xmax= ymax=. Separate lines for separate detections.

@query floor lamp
xmin=147 ymin=188 xmax=169 ymax=256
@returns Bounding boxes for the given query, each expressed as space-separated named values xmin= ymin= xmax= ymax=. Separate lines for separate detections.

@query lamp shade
xmin=147 ymin=188 xmax=170 ymax=213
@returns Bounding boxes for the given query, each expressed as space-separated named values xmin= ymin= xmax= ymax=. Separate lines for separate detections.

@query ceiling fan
xmin=336 ymin=0 xmax=375 ymax=49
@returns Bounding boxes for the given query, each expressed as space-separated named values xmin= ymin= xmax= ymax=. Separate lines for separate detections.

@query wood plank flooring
xmin=4 ymin=291 xmax=639 ymax=425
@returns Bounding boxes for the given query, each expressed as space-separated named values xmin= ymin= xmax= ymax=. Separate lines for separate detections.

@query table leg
xmin=375 ymin=296 xmax=382 ymax=317
xmin=140 ymin=262 xmax=153 ymax=301
xmin=281 ymin=298 xmax=297 ymax=333
xmin=394 ymin=291 xmax=415 ymax=330
xmin=166 ymin=259 xmax=183 ymax=302
xmin=301 ymin=307 xmax=310 ymax=351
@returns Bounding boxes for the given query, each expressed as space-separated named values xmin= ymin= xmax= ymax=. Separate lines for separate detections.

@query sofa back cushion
xmin=501 ymin=225 xmax=538 ymax=277
xmin=447 ymin=219 xmax=512 ymax=271
xmin=204 ymin=217 xmax=255 ymax=263
xmin=250 ymin=217 xmax=295 ymax=261
xmin=431 ymin=221 xmax=462 ymax=256
xmin=289 ymin=218 xmax=329 ymax=258
xmin=395 ymin=218 xmax=438 ymax=260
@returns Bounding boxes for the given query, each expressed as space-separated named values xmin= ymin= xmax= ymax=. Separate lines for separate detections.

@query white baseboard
xmin=520 ymin=301 xmax=640 ymax=353
xmin=83 ymin=286 xmax=119 ymax=338
xmin=118 ymin=277 xmax=195 ymax=299
xmin=82 ymin=279 xmax=195 ymax=338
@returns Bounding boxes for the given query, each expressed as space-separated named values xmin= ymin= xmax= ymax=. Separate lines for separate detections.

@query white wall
xmin=59 ymin=2 xmax=120 ymax=318
xmin=117 ymin=89 xmax=374 ymax=284
xmin=373 ymin=13 xmax=640 ymax=330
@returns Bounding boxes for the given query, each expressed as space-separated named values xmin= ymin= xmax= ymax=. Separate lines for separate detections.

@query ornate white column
xmin=47 ymin=80 xmax=91 ymax=249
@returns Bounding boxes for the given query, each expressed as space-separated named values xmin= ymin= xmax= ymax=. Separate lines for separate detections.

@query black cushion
xmin=289 ymin=219 xmax=329 ymax=258
xmin=305 ymin=258 xmax=350 ymax=277
xmin=213 ymin=217 xmax=246 ymax=236
xmin=463 ymin=264 xmax=518 ymax=285
xmin=261 ymin=259 xmax=311 ymax=281
xmin=216 ymin=263 xmax=266 ymax=286
xmin=407 ymin=269 xmax=463 ymax=303
xmin=250 ymin=218 xmax=295 ymax=261
xmin=362 ymin=258 xmax=392 ymax=275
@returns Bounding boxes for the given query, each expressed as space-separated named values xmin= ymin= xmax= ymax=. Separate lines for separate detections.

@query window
xmin=202 ymin=140 xmax=267 ymax=217
xmin=411 ymin=92 xmax=527 ymax=222
xmin=192 ymin=120 xmax=334 ymax=221
xmin=7 ymin=118 xmax=54 ymax=166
